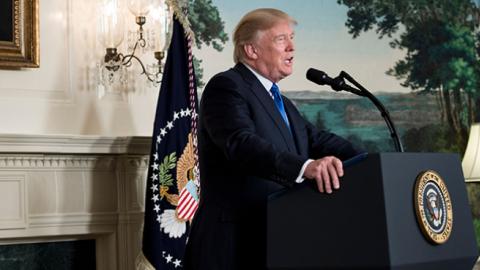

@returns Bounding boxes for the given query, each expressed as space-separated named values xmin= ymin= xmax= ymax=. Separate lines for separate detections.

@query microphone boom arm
xmin=339 ymin=71 xmax=404 ymax=152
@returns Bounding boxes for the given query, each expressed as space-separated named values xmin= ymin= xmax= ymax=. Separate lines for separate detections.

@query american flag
xmin=136 ymin=13 xmax=200 ymax=270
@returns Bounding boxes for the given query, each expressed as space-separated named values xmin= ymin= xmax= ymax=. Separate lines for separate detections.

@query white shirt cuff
xmin=295 ymin=159 xmax=314 ymax=183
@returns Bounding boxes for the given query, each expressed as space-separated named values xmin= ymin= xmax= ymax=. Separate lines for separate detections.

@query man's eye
xmin=274 ymin=35 xmax=287 ymax=44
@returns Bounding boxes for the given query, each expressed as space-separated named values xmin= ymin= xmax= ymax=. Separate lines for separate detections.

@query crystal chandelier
xmin=97 ymin=0 xmax=171 ymax=93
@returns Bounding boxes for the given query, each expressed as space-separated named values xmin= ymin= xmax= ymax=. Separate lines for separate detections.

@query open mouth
xmin=285 ymin=56 xmax=294 ymax=64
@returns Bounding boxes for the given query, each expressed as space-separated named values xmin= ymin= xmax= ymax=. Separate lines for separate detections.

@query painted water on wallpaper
xmin=286 ymin=91 xmax=441 ymax=152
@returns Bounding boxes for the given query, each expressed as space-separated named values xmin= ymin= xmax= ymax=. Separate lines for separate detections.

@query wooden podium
xmin=267 ymin=153 xmax=478 ymax=269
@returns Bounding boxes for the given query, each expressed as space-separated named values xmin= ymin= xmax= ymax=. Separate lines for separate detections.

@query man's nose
xmin=286 ymin=38 xmax=295 ymax=51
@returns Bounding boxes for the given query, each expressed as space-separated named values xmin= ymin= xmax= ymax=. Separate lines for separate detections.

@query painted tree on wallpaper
xmin=188 ymin=0 xmax=228 ymax=87
xmin=338 ymin=0 xmax=480 ymax=153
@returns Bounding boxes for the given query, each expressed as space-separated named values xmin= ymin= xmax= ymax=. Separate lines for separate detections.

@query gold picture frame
xmin=0 ymin=0 xmax=39 ymax=68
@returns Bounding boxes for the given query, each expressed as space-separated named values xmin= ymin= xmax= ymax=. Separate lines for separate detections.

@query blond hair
xmin=233 ymin=8 xmax=297 ymax=63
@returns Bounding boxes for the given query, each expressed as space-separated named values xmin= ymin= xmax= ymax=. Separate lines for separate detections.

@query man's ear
xmin=243 ymin=44 xmax=258 ymax=60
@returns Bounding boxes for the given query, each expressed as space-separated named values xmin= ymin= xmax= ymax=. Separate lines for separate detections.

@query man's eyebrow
xmin=274 ymin=32 xmax=295 ymax=38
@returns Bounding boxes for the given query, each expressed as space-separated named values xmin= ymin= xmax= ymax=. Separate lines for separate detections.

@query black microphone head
xmin=306 ymin=68 xmax=333 ymax=86
xmin=332 ymin=76 xmax=346 ymax=91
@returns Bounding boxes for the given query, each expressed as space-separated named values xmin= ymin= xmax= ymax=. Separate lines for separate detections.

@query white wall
xmin=0 ymin=0 xmax=160 ymax=136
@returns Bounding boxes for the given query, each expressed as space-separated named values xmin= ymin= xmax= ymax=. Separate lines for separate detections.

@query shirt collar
xmin=242 ymin=63 xmax=275 ymax=95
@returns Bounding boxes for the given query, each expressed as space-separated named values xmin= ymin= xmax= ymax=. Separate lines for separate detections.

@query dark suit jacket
xmin=184 ymin=63 xmax=361 ymax=270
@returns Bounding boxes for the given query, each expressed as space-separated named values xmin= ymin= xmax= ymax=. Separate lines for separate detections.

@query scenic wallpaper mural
xmin=187 ymin=0 xmax=480 ymax=246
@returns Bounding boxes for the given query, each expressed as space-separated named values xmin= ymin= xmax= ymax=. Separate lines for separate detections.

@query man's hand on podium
xmin=303 ymin=156 xmax=344 ymax=194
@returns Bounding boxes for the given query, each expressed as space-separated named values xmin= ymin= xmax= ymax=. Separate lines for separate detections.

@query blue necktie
xmin=270 ymin=83 xmax=290 ymax=128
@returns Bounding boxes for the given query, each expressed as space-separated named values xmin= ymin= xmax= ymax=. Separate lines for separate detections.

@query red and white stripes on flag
xmin=177 ymin=187 xmax=199 ymax=220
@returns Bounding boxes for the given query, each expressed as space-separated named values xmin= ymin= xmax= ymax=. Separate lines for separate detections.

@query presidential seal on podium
xmin=414 ymin=170 xmax=453 ymax=244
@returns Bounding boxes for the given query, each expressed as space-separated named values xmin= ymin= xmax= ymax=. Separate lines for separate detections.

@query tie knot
xmin=270 ymin=83 xmax=280 ymax=97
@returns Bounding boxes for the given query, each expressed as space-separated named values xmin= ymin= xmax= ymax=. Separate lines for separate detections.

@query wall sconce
xmin=98 ymin=0 xmax=171 ymax=91
xmin=462 ymin=123 xmax=480 ymax=182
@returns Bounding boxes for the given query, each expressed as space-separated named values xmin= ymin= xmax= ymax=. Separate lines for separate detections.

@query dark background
xmin=0 ymin=0 xmax=13 ymax=42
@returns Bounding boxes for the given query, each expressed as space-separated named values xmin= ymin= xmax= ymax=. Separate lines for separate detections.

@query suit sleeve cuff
xmin=295 ymin=159 xmax=314 ymax=183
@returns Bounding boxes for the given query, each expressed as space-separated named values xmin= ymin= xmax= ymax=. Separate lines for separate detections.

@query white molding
xmin=0 ymin=224 xmax=117 ymax=239
xmin=0 ymin=174 xmax=27 ymax=229
xmin=0 ymin=88 xmax=72 ymax=103
xmin=0 ymin=156 xmax=116 ymax=169
xmin=0 ymin=155 xmax=148 ymax=170
xmin=0 ymin=134 xmax=151 ymax=154
xmin=97 ymin=232 xmax=118 ymax=270
xmin=29 ymin=213 xmax=120 ymax=227
xmin=123 ymin=156 xmax=150 ymax=170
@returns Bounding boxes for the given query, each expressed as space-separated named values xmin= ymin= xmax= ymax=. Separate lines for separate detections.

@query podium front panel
xmin=267 ymin=153 xmax=478 ymax=270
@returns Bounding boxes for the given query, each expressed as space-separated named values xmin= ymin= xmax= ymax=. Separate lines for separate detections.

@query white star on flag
xmin=165 ymin=254 xmax=173 ymax=263
xmin=153 ymin=153 xmax=159 ymax=160
xmin=154 ymin=204 xmax=160 ymax=213
xmin=185 ymin=108 xmax=191 ymax=116
xmin=160 ymin=128 xmax=167 ymax=136
xmin=150 ymin=184 xmax=159 ymax=192
xmin=156 ymin=135 xmax=161 ymax=144
xmin=166 ymin=121 xmax=174 ymax=129
xmin=151 ymin=194 xmax=159 ymax=202
xmin=173 ymin=259 xmax=182 ymax=268
xmin=173 ymin=112 xmax=179 ymax=120
xmin=150 ymin=174 xmax=159 ymax=181
xmin=151 ymin=163 xmax=159 ymax=171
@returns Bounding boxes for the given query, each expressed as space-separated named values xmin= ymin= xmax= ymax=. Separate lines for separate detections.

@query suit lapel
xmin=283 ymin=100 xmax=307 ymax=156
xmin=233 ymin=63 xmax=296 ymax=152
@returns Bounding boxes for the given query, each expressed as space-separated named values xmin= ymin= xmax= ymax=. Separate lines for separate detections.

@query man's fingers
xmin=328 ymin=164 xmax=340 ymax=190
xmin=321 ymin=168 xmax=331 ymax=193
xmin=307 ymin=157 xmax=345 ymax=194
xmin=316 ymin=177 xmax=324 ymax=193
xmin=333 ymin=158 xmax=344 ymax=177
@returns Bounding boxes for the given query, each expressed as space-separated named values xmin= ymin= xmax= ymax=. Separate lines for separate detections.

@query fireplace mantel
xmin=0 ymin=134 xmax=151 ymax=154
xmin=0 ymin=134 xmax=151 ymax=270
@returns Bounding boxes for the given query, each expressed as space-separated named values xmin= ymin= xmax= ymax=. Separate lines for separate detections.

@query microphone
xmin=306 ymin=68 xmax=361 ymax=94
xmin=306 ymin=68 xmax=404 ymax=152
xmin=306 ymin=68 xmax=338 ymax=89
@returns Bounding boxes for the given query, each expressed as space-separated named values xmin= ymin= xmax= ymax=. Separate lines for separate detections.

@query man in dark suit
xmin=185 ymin=8 xmax=362 ymax=270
